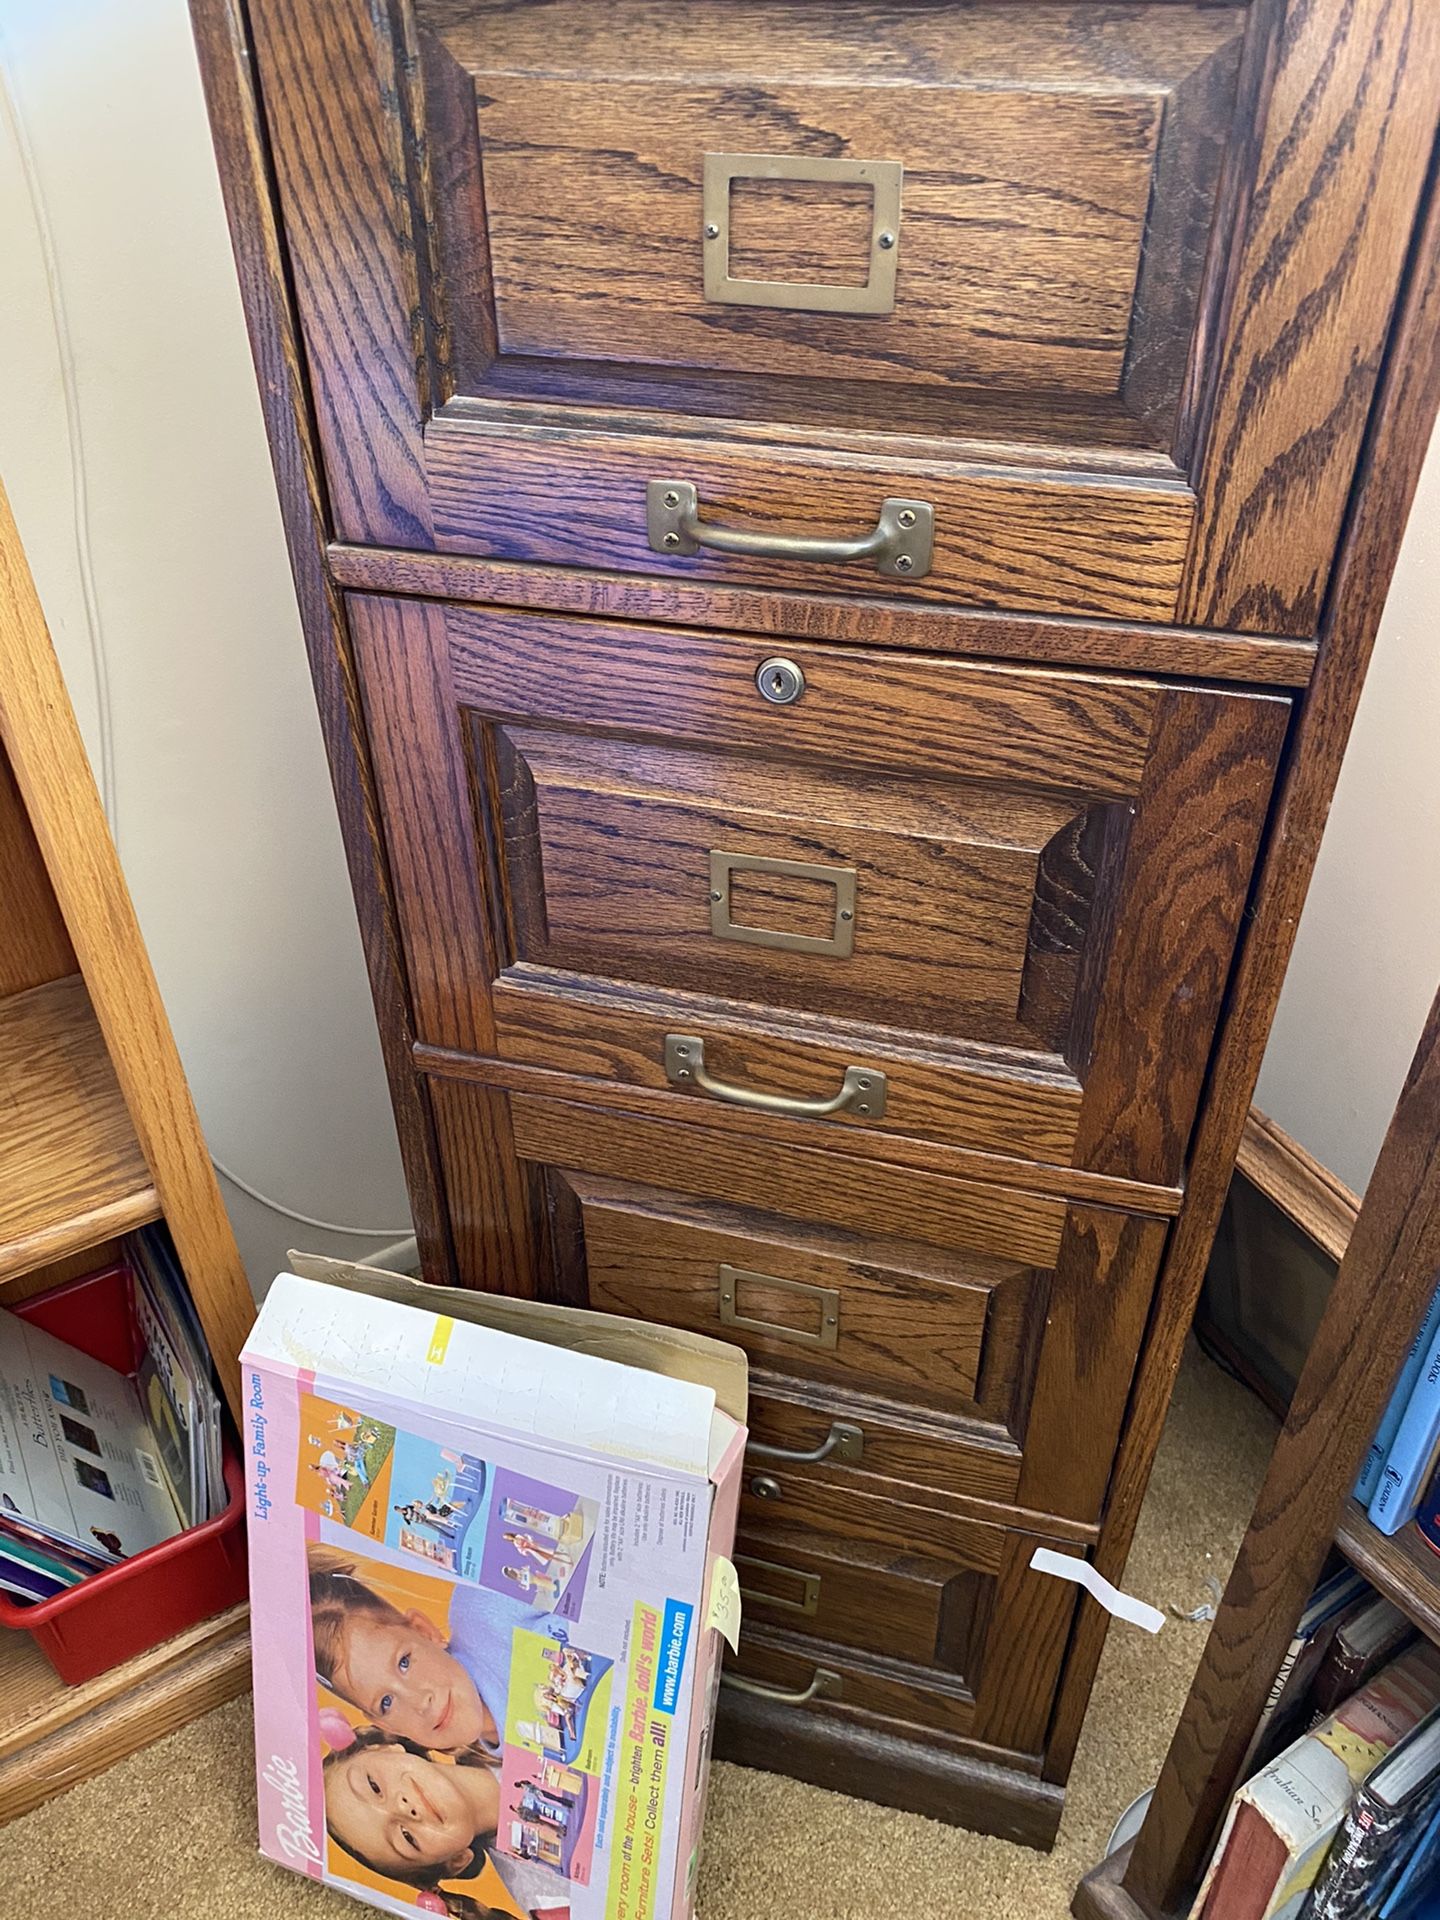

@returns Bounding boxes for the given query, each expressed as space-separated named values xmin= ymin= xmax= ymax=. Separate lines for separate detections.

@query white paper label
xmin=1029 ymin=1547 xmax=1165 ymax=1634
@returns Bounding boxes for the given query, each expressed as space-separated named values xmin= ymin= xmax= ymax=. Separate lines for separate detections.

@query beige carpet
xmin=0 ymin=1343 xmax=1275 ymax=1919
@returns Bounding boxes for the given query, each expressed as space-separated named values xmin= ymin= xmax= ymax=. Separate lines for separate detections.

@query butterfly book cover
xmin=242 ymin=1256 xmax=747 ymax=1920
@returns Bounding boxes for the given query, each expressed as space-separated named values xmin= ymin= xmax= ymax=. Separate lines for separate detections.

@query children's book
xmin=0 ymin=1305 xmax=183 ymax=1563
xmin=1357 ymin=1282 xmax=1440 ymax=1503
xmin=126 ymin=1225 xmax=224 ymax=1525
xmin=1306 ymin=1707 xmax=1440 ymax=1918
xmin=243 ymin=1252 xmax=748 ymax=1920
xmin=1371 ymin=1311 xmax=1440 ymax=1536
xmin=1190 ymin=1642 xmax=1440 ymax=1920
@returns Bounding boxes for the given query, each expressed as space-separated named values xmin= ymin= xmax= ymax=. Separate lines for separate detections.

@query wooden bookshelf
xmin=0 ymin=1610 xmax=250 ymax=1823
xmin=1337 ymin=1498 xmax=1440 ymax=1645
xmin=0 ymin=976 xmax=161 ymax=1285
xmin=1076 ymin=987 xmax=1440 ymax=1919
xmin=0 ymin=475 xmax=254 ymax=1816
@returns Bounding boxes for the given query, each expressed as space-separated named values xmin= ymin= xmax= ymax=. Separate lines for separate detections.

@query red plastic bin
xmin=0 ymin=1262 xmax=247 ymax=1684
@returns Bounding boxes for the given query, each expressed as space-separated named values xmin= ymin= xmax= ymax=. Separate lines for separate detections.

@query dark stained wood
xmin=328 ymin=544 xmax=1320 ymax=689
xmin=1180 ymin=0 xmax=1440 ymax=633
xmin=416 ymin=1040 xmax=1185 ymax=1220
xmin=193 ymin=0 xmax=1440 ymax=1854
xmin=566 ymin=1171 xmax=1001 ymax=1417
xmin=425 ymin=419 xmax=1195 ymax=622
xmin=715 ymin=1668 xmax=1065 ymax=1849
xmin=1056 ymin=159 xmax=1440 ymax=1816
xmin=1079 ymin=985 xmax=1440 ymax=1920
xmin=426 ymin=1076 xmax=537 ymax=1297
xmin=1238 ymin=1106 xmax=1360 ymax=1265
xmin=1336 ymin=1497 xmax=1440 ymax=1646
xmin=189 ymin=0 xmax=454 ymax=1280
xmin=501 ymin=1091 xmax=1067 ymax=1268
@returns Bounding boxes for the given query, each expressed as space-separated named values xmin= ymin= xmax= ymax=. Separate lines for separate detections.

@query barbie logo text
xmin=262 ymin=1754 xmax=321 ymax=1864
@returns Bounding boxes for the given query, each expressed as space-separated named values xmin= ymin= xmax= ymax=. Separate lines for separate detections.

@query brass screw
xmin=663 ymin=489 xmax=680 ymax=508
xmin=895 ymin=553 xmax=914 ymax=572
xmin=840 ymin=908 xmax=853 ymax=922
xmin=897 ymin=508 xmax=916 ymax=528
xmin=663 ymin=531 xmax=681 ymax=548
xmin=877 ymin=230 xmax=896 ymax=250
xmin=704 ymin=222 xmax=720 ymax=240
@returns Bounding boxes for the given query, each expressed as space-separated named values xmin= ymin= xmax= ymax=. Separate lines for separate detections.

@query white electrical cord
xmin=1 ymin=46 xmax=410 ymax=1253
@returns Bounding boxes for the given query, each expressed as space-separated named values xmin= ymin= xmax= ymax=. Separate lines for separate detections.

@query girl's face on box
xmin=334 ymin=1611 xmax=495 ymax=1751
xmin=327 ymin=1741 xmax=482 ymax=1877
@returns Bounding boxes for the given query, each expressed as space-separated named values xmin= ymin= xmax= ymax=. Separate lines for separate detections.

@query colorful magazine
xmin=244 ymin=1256 xmax=747 ymax=1920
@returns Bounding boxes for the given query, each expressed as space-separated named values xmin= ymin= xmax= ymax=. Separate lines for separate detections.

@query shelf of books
xmin=0 ymin=474 xmax=258 ymax=1816
xmin=1339 ymin=1501 xmax=1440 ymax=1648
xmin=0 ymin=976 xmax=161 ymax=1288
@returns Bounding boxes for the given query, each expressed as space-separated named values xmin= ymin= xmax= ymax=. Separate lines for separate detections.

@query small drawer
xmin=569 ymin=1172 xmax=1029 ymax=1424
xmin=427 ymin=1078 xmax=1171 ymax=1526
xmin=255 ymin=1 xmax=1286 ymax=626
xmin=732 ymin=1515 xmax=997 ymax=1674
xmin=720 ymin=1507 xmax=1081 ymax=1757
xmin=354 ymin=598 xmax=1289 ymax=1187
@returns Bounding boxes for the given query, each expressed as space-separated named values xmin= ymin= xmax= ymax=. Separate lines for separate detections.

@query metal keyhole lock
xmin=748 ymin=1473 xmax=783 ymax=1501
xmin=756 ymin=656 xmax=805 ymax=706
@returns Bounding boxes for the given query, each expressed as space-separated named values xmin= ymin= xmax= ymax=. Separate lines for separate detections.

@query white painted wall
xmin=1255 ymin=427 xmax=1440 ymax=1194
xmin=0 ymin=1 xmax=413 ymax=1295
xmin=0 ymin=0 xmax=1433 ymax=1282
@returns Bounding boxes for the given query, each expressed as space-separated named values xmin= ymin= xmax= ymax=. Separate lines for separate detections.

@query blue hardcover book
xmin=1381 ymin=1794 xmax=1440 ymax=1918
xmin=1359 ymin=1281 xmax=1440 ymax=1502
xmin=1371 ymin=1321 xmax=1440 ymax=1534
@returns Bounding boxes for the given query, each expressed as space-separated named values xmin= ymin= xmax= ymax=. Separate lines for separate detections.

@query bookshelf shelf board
xmin=0 ymin=974 xmax=160 ymax=1286
xmin=0 ymin=1605 xmax=250 ymax=1824
xmin=1336 ymin=1498 xmax=1440 ymax=1645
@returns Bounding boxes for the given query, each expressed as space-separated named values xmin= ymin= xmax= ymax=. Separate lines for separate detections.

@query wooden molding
xmin=1236 ymin=1107 xmax=1359 ymax=1265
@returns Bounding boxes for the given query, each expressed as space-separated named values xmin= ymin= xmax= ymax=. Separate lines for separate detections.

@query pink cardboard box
xmin=241 ymin=1252 xmax=747 ymax=1920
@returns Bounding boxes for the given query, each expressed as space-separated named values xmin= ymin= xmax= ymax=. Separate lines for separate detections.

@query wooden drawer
xmin=733 ymin=1478 xmax=1057 ymax=1676
xmin=427 ymin=1078 xmax=1169 ymax=1525
xmin=356 ymin=597 xmax=1288 ymax=1186
xmin=249 ymin=0 xmax=1437 ymax=637
xmin=721 ymin=1510 xmax=1080 ymax=1758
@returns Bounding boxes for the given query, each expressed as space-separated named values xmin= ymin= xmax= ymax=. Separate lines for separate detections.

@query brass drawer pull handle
xmin=647 ymin=481 xmax=933 ymax=579
xmin=747 ymin=1421 xmax=865 ymax=1466
xmin=664 ymin=1033 xmax=887 ymax=1120
xmin=722 ymin=1667 xmax=841 ymax=1707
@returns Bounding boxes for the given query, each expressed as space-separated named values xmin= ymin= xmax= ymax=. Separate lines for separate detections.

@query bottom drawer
xmin=729 ymin=1501 xmax=1080 ymax=1758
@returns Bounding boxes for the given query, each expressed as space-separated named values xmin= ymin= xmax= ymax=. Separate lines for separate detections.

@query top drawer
xmin=246 ymin=0 xmax=1439 ymax=636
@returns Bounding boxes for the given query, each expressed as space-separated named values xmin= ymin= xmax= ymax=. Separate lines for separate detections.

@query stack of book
xmin=1358 ymin=1278 xmax=1440 ymax=1545
xmin=1192 ymin=1576 xmax=1440 ymax=1919
xmin=0 ymin=1225 xmax=224 ymax=1603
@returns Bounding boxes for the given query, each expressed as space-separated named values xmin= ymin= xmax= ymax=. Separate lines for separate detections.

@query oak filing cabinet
xmin=192 ymin=0 xmax=1440 ymax=1847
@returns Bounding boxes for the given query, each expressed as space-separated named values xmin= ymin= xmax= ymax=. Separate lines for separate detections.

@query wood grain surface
xmin=0 ymin=742 xmax=74 ymax=999
xmin=1116 ymin=985 xmax=1440 ymax=1916
xmin=0 ymin=477 xmax=253 ymax=1412
xmin=0 ymin=977 xmax=160 ymax=1284
xmin=1181 ymin=0 xmax=1440 ymax=633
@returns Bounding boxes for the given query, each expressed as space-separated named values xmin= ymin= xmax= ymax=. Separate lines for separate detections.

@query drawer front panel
xmin=554 ymin=1171 xmax=1034 ymax=1423
xmin=732 ymin=1519 xmax=992 ymax=1675
xmin=722 ymin=1518 xmax=1080 ymax=1756
xmin=249 ymin=0 xmax=1437 ymax=635
xmin=427 ymin=1078 xmax=1169 ymax=1525
xmin=354 ymin=596 xmax=1289 ymax=1185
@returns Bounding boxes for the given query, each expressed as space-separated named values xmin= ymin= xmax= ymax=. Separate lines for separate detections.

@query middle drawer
xmin=352 ymin=595 xmax=1288 ymax=1187
xmin=426 ymin=1076 xmax=1169 ymax=1528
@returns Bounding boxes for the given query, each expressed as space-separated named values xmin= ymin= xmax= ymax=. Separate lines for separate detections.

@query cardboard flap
xmin=284 ymin=1251 xmax=749 ymax=1425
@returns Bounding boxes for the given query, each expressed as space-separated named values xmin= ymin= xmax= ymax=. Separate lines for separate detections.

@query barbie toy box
xmin=241 ymin=1252 xmax=748 ymax=1920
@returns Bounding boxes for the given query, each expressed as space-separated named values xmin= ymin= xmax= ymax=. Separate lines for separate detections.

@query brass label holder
xmin=735 ymin=1555 xmax=822 ymax=1618
xmin=702 ymin=152 xmax=903 ymax=315
xmin=719 ymin=1263 xmax=841 ymax=1350
xmin=709 ymin=850 xmax=856 ymax=957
